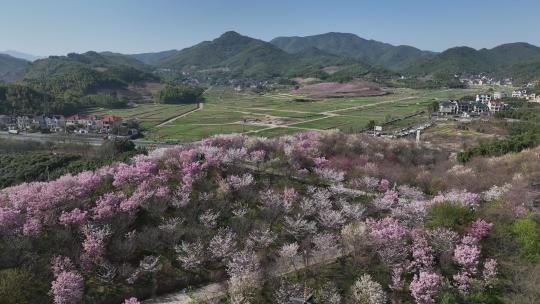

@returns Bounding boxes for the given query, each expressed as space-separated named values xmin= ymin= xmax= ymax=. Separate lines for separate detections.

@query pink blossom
xmin=366 ymin=217 xmax=407 ymax=245
xmin=124 ymin=298 xmax=140 ymax=304
xmin=410 ymin=271 xmax=440 ymax=304
xmin=466 ymin=219 xmax=492 ymax=242
xmin=59 ymin=209 xmax=87 ymax=227
xmin=92 ymin=192 xmax=126 ymax=220
xmin=410 ymin=230 xmax=434 ymax=271
xmin=227 ymin=174 xmax=254 ymax=189
xmin=23 ymin=217 xmax=42 ymax=236
xmin=453 ymin=243 xmax=481 ymax=273
xmin=453 ymin=271 xmax=470 ymax=294
xmin=0 ymin=207 xmax=21 ymax=235
xmin=51 ymin=256 xmax=75 ymax=277
xmin=80 ymin=225 xmax=110 ymax=269
xmin=50 ymin=271 xmax=84 ymax=304
xmin=431 ymin=190 xmax=480 ymax=209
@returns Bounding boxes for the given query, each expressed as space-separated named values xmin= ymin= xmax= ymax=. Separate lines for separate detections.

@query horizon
xmin=2 ymin=0 xmax=540 ymax=56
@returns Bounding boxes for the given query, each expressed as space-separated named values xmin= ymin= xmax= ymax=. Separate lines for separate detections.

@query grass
xmin=86 ymin=87 xmax=479 ymax=142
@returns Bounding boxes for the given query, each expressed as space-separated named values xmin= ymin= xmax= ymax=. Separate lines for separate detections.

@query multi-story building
xmin=476 ymin=93 xmax=492 ymax=103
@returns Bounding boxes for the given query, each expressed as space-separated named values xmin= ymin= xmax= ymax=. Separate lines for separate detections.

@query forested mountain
xmin=0 ymin=54 xmax=29 ymax=83
xmin=129 ymin=50 xmax=180 ymax=65
xmin=0 ymin=51 xmax=158 ymax=115
xmin=0 ymin=50 xmax=42 ymax=62
xmin=406 ymin=43 xmax=540 ymax=78
xmin=154 ymin=31 xmax=362 ymax=79
xmin=270 ymin=32 xmax=435 ymax=71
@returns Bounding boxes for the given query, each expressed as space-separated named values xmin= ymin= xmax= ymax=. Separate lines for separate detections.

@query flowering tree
xmin=410 ymin=271 xmax=440 ymax=304
xmin=51 ymin=270 xmax=84 ymax=304
xmin=351 ymin=274 xmax=387 ymax=304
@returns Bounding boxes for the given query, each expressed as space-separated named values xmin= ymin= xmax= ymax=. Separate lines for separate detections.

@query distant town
xmin=0 ymin=113 xmax=139 ymax=138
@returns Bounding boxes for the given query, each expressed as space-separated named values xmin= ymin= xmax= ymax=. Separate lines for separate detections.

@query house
xmin=85 ymin=115 xmax=103 ymax=130
xmin=0 ymin=114 xmax=12 ymax=127
xmin=526 ymin=93 xmax=536 ymax=101
xmin=476 ymin=93 xmax=492 ymax=103
xmin=101 ymin=115 xmax=123 ymax=133
xmin=45 ymin=115 xmax=66 ymax=132
xmin=471 ymin=101 xmax=489 ymax=114
xmin=439 ymin=100 xmax=459 ymax=115
xmin=493 ymin=92 xmax=506 ymax=100
xmin=17 ymin=115 xmax=45 ymax=130
xmin=512 ymin=89 xmax=527 ymax=98
xmin=457 ymin=100 xmax=472 ymax=113
xmin=488 ymin=100 xmax=503 ymax=112
xmin=66 ymin=114 xmax=88 ymax=127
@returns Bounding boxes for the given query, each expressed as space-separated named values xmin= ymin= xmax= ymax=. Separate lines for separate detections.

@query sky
xmin=1 ymin=0 xmax=539 ymax=56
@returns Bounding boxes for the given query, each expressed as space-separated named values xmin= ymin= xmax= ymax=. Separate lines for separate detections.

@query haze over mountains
xmin=1 ymin=31 xmax=540 ymax=84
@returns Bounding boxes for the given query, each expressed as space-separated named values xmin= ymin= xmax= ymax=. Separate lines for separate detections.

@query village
xmin=0 ymin=113 xmax=140 ymax=138
xmin=438 ymin=88 xmax=540 ymax=117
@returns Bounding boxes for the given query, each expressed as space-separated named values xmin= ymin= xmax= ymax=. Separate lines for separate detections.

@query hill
xmin=0 ymin=54 xmax=29 ymax=83
xmin=270 ymin=32 xmax=435 ymax=70
xmin=0 ymin=51 xmax=159 ymax=115
xmin=0 ymin=50 xmax=42 ymax=61
xmin=129 ymin=49 xmax=180 ymax=65
xmin=406 ymin=42 xmax=540 ymax=78
xmin=155 ymin=31 xmax=362 ymax=79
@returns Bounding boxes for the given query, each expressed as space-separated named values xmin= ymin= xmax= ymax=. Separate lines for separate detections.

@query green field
xmin=87 ymin=87 xmax=478 ymax=142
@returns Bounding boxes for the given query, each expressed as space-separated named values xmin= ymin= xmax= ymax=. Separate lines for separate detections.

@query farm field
xmin=85 ymin=103 xmax=198 ymax=129
xmin=87 ymin=87 xmax=478 ymax=142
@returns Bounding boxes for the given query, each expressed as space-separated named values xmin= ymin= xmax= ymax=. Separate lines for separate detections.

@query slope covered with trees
xmin=270 ymin=32 xmax=436 ymax=71
xmin=0 ymin=54 xmax=29 ymax=83
xmin=155 ymin=31 xmax=364 ymax=80
xmin=0 ymin=132 xmax=537 ymax=303
xmin=406 ymin=43 xmax=540 ymax=80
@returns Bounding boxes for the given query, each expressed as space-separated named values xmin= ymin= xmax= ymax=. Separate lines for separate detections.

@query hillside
xmin=155 ymin=31 xmax=361 ymax=79
xmin=0 ymin=54 xmax=29 ymax=83
xmin=0 ymin=131 xmax=537 ymax=303
xmin=0 ymin=50 xmax=42 ymax=61
xmin=270 ymin=32 xmax=435 ymax=70
xmin=0 ymin=51 xmax=159 ymax=115
xmin=129 ymin=49 xmax=180 ymax=65
xmin=406 ymin=42 xmax=540 ymax=78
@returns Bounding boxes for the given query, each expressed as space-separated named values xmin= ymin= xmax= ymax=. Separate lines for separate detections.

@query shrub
xmin=425 ymin=202 xmax=475 ymax=232
xmin=510 ymin=218 xmax=540 ymax=262
xmin=0 ymin=268 xmax=47 ymax=304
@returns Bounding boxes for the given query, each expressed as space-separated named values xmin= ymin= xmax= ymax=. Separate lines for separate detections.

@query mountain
xmin=155 ymin=31 xmax=362 ymax=79
xmin=130 ymin=50 xmax=180 ymax=65
xmin=25 ymin=51 xmax=153 ymax=80
xmin=406 ymin=42 xmax=540 ymax=77
xmin=0 ymin=54 xmax=29 ymax=83
xmin=270 ymin=32 xmax=435 ymax=70
xmin=0 ymin=50 xmax=42 ymax=61
xmin=501 ymin=55 xmax=540 ymax=84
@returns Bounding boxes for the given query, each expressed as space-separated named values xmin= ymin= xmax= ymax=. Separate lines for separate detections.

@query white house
xmin=476 ymin=93 xmax=492 ymax=103
xmin=493 ymin=92 xmax=506 ymax=100
xmin=512 ymin=89 xmax=527 ymax=98
xmin=488 ymin=100 xmax=503 ymax=112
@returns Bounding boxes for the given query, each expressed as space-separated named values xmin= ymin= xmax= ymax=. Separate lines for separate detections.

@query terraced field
xmin=87 ymin=87 xmax=478 ymax=142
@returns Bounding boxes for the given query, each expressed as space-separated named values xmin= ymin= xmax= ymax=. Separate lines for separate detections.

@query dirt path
xmin=155 ymin=103 xmax=202 ymax=128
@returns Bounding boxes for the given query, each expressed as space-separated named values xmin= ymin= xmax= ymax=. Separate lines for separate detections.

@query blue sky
xmin=1 ymin=0 xmax=539 ymax=56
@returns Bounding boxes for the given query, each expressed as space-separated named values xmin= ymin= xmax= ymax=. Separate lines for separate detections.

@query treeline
xmin=457 ymin=132 xmax=540 ymax=162
xmin=0 ymin=138 xmax=144 ymax=189
xmin=158 ymin=84 xmax=204 ymax=104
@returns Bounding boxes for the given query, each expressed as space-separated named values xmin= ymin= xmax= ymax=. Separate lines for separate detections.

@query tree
xmin=158 ymin=84 xmax=204 ymax=104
